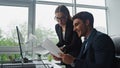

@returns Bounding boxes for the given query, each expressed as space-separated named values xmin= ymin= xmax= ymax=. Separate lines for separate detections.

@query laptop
xmin=16 ymin=26 xmax=32 ymax=63
xmin=16 ymin=26 xmax=51 ymax=68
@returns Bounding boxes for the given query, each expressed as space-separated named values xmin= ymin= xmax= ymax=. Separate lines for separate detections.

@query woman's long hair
xmin=55 ymin=5 xmax=71 ymax=21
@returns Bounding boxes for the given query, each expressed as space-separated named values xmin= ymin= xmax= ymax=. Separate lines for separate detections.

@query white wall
xmin=106 ymin=0 xmax=120 ymax=36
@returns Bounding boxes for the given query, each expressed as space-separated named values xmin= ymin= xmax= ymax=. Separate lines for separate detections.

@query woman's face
xmin=55 ymin=12 xmax=67 ymax=27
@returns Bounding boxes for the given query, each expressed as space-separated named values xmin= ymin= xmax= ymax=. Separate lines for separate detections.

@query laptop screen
xmin=16 ymin=26 xmax=24 ymax=63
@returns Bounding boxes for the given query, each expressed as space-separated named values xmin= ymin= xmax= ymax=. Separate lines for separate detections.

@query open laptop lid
xmin=16 ymin=26 xmax=24 ymax=63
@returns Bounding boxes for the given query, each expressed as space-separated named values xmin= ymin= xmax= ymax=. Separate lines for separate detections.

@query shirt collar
xmin=85 ymin=29 xmax=94 ymax=41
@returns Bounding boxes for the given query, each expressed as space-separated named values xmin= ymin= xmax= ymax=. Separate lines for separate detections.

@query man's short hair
xmin=72 ymin=11 xmax=94 ymax=27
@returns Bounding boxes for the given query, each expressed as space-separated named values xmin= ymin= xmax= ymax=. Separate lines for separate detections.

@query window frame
xmin=0 ymin=0 xmax=108 ymax=54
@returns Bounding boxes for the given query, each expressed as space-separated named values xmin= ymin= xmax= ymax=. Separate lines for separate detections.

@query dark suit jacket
xmin=55 ymin=20 xmax=82 ymax=57
xmin=74 ymin=29 xmax=115 ymax=68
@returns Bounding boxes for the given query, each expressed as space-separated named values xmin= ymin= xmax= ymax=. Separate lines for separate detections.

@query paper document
xmin=33 ymin=45 xmax=49 ymax=55
xmin=41 ymin=39 xmax=63 ymax=58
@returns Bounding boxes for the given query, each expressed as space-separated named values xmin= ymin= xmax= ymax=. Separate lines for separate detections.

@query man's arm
xmin=60 ymin=34 xmax=115 ymax=68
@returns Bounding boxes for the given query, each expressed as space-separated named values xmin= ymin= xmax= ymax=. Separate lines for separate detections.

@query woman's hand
xmin=59 ymin=45 xmax=66 ymax=51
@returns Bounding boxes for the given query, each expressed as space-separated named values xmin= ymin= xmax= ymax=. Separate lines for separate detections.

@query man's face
xmin=73 ymin=18 xmax=87 ymax=37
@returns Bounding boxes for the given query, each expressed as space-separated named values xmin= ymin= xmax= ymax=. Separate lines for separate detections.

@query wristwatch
xmin=71 ymin=62 xmax=75 ymax=67
xmin=70 ymin=58 xmax=77 ymax=67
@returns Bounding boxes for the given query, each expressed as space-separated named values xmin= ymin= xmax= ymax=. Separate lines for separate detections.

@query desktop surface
xmin=0 ymin=62 xmax=35 ymax=68
xmin=0 ymin=60 xmax=64 ymax=68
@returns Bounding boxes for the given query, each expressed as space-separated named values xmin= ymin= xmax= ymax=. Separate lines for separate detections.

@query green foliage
xmin=0 ymin=38 xmax=19 ymax=61
xmin=47 ymin=54 xmax=53 ymax=62
xmin=0 ymin=54 xmax=20 ymax=63
xmin=0 ymin=26 xmax=23 ymax=61
xmin=0 ymin=29 xmax=2 ymax=38
xmin=0 ymin=54 xmax=8 ymax=61
xmin=0 ymin=38 xmax=18 ymax=46
xmin=0 ymin=22 xmax=58 ymax=61
xmin=35 ymin=27 xmax=58 ymax=44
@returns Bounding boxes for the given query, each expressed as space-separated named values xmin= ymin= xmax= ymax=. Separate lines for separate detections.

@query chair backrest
xmin=111 ymin=36 xmax=120 ymax=56
xmin=111 ymin=35 xmax=120 ymax=68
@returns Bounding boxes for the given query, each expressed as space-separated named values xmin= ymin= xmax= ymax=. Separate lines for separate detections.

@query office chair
xmin=111 ymin=35 xmax=120 ymax=68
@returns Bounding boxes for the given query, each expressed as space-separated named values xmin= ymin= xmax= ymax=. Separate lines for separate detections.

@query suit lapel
xmin=58 ymin=26 xmax=63 ymax=41
xmin=83 ymin=29 xmax=97 ymax=54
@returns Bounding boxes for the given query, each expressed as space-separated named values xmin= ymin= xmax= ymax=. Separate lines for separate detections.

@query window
xmin=76 ymin=0 xmax=105 ymax=6
xmin=77 ymin=8 xmax=107 ymax=33
xmin=37 ymin=0 xmax=72 ymax=3
xmin=0 ymin=0 xmax=107 ymax=61
xmin=0 ymin=6 xmax=28 ymax=46
xmin=0 ymin=5 xmax=28 ymax=62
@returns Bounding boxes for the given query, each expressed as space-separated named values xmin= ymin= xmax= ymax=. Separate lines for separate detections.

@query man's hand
xmin=51 ymin=54 xmax=61 ymax=61
xmin=59 ymin=53 xmax=75 ymax=64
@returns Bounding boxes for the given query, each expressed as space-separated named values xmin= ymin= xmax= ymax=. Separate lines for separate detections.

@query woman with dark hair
xmin=52 ymin=5 xmax=82 ymax=68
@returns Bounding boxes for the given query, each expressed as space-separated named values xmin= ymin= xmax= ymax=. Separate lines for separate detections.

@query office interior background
xmin=0 ymin=0 xmax=120 ymax=62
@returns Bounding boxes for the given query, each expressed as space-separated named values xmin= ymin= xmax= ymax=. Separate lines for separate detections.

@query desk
xmin=0 ymin=62 xmax=35 ymax=68
xmin=0 ymin=60 xmax=64 ymax=68
xmin=34 ymin=60 xmax=63 ymax=68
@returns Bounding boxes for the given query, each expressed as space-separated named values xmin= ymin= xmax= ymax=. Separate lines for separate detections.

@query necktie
xmin=78 ymin=39 xmax=87 ymax=58
xmin=81 ymin=40 xmax=87 ymax=55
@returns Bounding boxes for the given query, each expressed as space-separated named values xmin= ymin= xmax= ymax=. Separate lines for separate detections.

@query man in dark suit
xmin=59 ymin=11 xmax=115 ymax=68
